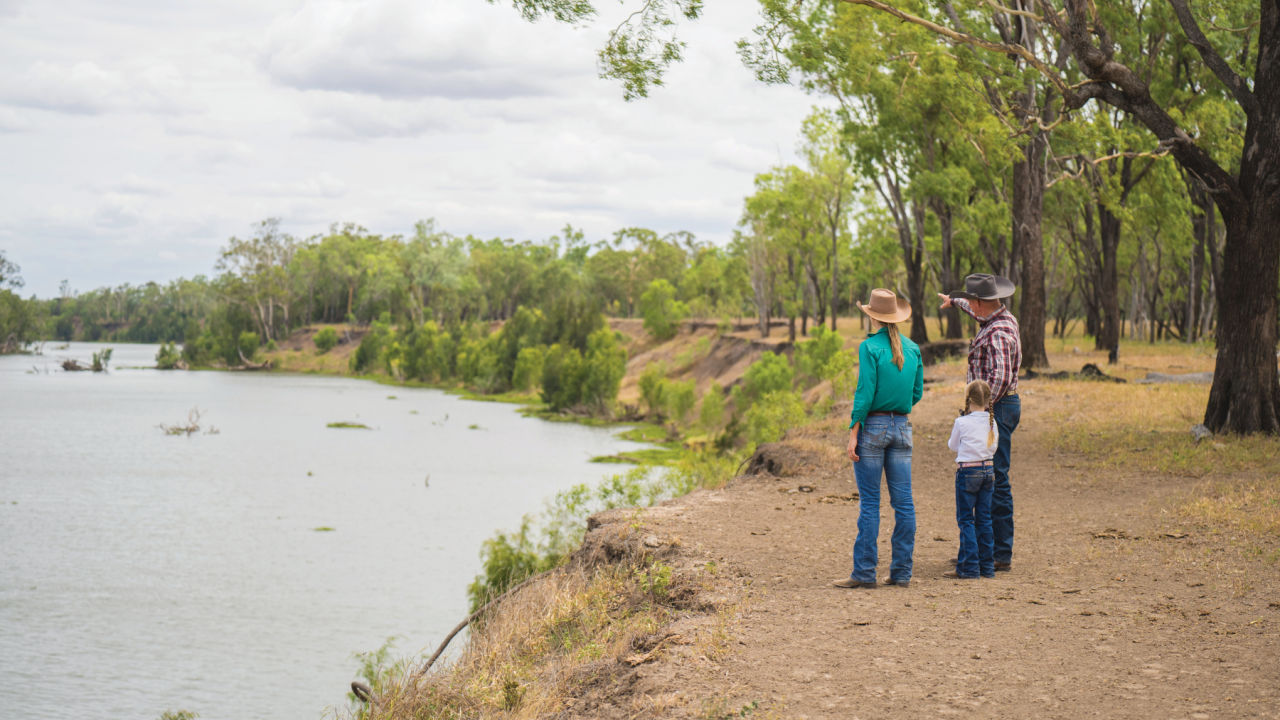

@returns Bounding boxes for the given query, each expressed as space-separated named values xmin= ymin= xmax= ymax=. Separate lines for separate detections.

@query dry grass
xmin=359 ymin=552 xmax=731 ymax=720
xmin=1032 ymin=347 xmax=1280 ymax=563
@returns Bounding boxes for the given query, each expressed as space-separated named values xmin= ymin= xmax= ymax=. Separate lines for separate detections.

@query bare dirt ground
xmin=604 ymin=360 xmax=1280 ymax=719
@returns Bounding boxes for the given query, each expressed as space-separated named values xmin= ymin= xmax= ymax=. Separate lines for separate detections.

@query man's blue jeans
xmin=992 ymin=394 xmax=1021 ymax=564
xmin=955 ymin=466 xmax=995 ymax=578
xmin=851 ymin=415 xmax=915 ymax=584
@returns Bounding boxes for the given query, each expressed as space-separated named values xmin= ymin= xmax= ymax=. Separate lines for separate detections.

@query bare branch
xmin=1166 ymin=0 xmax=1258 ymax=117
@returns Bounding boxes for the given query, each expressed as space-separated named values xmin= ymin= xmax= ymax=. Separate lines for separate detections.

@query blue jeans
xmin=955 ymin=466 xmax=995 ymax=578
xmin=851 ymin=415 xmax=915 ymax=583
xmin=992 ymin=394 xmax=1021 ymax=564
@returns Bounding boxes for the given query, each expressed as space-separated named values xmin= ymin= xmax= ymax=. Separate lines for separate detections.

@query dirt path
xmin=623 ymin=370 xmax=1279 ymax=719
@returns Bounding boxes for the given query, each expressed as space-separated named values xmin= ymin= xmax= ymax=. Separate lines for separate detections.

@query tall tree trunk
xmin=907 ymin=201 xmax=929 ymax=344
xmin=1097 ymin=201 xmax=1122 ymax=363
xmin=830 ymin=223 xmax=839 ymax=331
xmin=1011 ymin=123 xmax=1050 ymax=368
xmin=931 ymin=198 xmax=963 ymax=339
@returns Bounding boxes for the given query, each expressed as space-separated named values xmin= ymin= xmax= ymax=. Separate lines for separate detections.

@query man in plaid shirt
xmin=939 ymin=273 xmax=1022 ymax=571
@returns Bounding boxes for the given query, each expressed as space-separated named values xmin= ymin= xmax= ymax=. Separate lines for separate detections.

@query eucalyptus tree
xmin=216 ymin=218 xmax=296 ymax=341
xmin=741 ymin=164 xmax=826 ymax=340
xmin=832 ymin=0 xmax=1277 ymax=433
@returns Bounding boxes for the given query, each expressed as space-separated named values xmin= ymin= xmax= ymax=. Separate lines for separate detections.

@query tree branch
xmin=1166 ymin=0 xmax=1259 ymax=118
xmin=840 ymin=0 xmax=1074 ymax=98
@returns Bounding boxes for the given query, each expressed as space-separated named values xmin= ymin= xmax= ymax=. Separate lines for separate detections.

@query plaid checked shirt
xmin=953 ymin=299 xmax=1021 ymax=403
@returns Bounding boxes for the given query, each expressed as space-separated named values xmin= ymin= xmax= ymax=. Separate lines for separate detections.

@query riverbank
xmin=358 ymin=343 xmax=1280 ymax=718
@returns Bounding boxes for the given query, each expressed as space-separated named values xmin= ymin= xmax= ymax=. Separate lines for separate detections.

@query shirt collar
xmin=976 ymin=305 xmax=1007 ymax=324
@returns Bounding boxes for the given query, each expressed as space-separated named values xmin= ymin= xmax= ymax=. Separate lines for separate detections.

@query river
xmin=0 ymin=343 xmax=650 ymax=720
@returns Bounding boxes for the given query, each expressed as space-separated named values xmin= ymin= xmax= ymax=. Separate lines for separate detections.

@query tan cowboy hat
xmin=858 ymin=288 xmax=912 ymax=324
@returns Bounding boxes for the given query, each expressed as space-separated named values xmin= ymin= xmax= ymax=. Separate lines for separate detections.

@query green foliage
xmin=237 ymin=332 xmax=259 ymax=361
xmin=157 ymin=711 xmax=199 ymax=720
xmin=347 ymin=637 xmax=409 ymax=714
xmin=733 ymin=352 xmax=794 ymax=408
xmin=639 ymin=278 xmax=688 ymax=340
xmin=742 ymin=390 xmax=807 ymax=446
xmin=540 ymin=328 xmax=626 ymax=413
xmin=665 ymin=378 xmax=697 ymax=428
xmin=698 ymin=382 xmax=726 ymax=432
xmin=155 ymin=343 xmax=182 ymax=369
xmin=313 ymin=326 xmax=338 ymax=353
xmin=90 ymin=347 xmax=113 ymax=372
xmin=511 ymin=345 xmax=546 ymax=392
xmin=794 ymin=325 xmax=844 ymax=381
xmin=638 ymin=363 xmax=668 ymax=418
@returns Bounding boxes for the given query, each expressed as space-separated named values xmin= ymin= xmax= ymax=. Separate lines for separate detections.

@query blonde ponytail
xmin=885 ymin=322 xmax=904 ymax=371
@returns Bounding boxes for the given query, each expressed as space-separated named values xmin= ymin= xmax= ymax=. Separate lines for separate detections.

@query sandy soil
xmin=590 ymin=361 xmax=1280 ymax=719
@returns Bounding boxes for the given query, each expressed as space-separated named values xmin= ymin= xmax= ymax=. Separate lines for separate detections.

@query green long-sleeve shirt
xmin=849 ymin=328 xmax=924 ymax=428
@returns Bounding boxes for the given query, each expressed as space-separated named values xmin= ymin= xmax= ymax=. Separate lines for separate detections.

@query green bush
xmin=795 ymin=325 xmax=846 ymax=381
xmin=511 ymin=346 xmax=546 ymax=391
xmin=638 ymin=363 xmax=668 ymax=418
xmin=237 ymin=332 xmax=259 ymax=361
xmin=540 ymin=328 xmax=626 ymax=413
xmin=639 ymin=278 xmax=688 ymax=341
xmin=699 ymin=382 xmax=726 ymax=432
xmin=665 ymin=379 xmax=697 ymax=428
xmin=742 ymin=390 xmax=808 ymax=446
xmin=313 ymin=327 xmax=339 ymax=353
xmin=155 ymin=343 xmax=182 ymax=369
xmin=734 ymin=351 xmax=794 ymax=408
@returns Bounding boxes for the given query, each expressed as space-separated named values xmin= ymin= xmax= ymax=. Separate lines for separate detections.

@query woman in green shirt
xmin=834 ymin=289 xmax=924 ymax=589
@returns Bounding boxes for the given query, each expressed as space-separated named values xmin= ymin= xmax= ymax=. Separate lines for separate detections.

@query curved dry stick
xmin=415 ymin=571 xmax=546 ymax=677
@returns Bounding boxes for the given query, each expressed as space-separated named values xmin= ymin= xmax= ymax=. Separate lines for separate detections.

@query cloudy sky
xmin=0 ymin=0 xmax=823 ymax=298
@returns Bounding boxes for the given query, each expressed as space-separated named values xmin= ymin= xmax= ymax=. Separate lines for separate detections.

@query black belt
xmin=867 ymin=411 xmax=907 ymax=417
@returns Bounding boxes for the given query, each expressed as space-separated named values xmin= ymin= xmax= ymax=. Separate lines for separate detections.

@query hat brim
xmin=858 ymin=297 xmax=912 ymax=324
xmin=950 ymin=276 xmax=1016 ymax=300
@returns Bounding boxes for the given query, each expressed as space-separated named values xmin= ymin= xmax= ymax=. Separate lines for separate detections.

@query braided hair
xmin=963 ymin=380 xmax=995 ymax=447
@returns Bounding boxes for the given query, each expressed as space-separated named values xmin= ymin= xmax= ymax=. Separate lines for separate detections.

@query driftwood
xmin=1135 ymin=371 xmax=1214 ymax=384
xmin=61 ymin=358 xmax=89 ymax=371
xmin=235 ymin=348 xmax=272 ymax=370
xmin=1022 ymin=363 xmax=1126 ymax=383
xmin=919 ymin=339 xmax=969 ymax=366
xmin=350 ymin=571 xmax=548 ymax=707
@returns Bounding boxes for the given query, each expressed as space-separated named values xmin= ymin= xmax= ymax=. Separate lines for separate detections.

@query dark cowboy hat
xmin=948 ymin=273 xmax=1016 ymax=301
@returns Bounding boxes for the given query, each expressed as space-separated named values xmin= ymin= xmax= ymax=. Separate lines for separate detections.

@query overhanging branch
xmin=1167 ymin=0 xmax=1259 ymax=118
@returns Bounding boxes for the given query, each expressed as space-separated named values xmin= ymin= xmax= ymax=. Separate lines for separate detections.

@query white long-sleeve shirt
xmin=948 ymin=411 xmax=1000 ymax=463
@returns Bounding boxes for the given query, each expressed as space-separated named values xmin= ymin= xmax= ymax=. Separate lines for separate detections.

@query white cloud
xmin=0 ymin=59 xmax=199 ymax=115
xmin=258 ymin=0 xmax=590 ymax=100
xmin=0 ymin=0 xmax=825 ymax=296
xmin=254 ymin=172 xmax=348 ymax=199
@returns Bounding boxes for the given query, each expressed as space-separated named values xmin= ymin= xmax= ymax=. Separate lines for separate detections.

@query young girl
xmin=945 ymin=380 xmax=1001 ymax=579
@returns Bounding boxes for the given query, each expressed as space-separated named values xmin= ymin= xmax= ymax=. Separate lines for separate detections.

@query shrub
xmin=155 ymin=343 xmax=182 ymax=369
xmin=511 ymin=346 xmax=546 ymax=391
xmin=742 ymin=390 xmax=808 ymax=446
xmin=638 ymin=363 xmax=668 ymax=418
xmin=665 ymin=379 xmax=697 ymax=428
xmin=734 ymin=351 xmax=794 ymax=408
xmin=698 ymin=382 xmax=726 ymax=432
xmin=313 ymin=327 xmax=338 ymax=353
xmin=237 ymin=332 xmax=259 ymax=361
xmin=795 ymin=325 xmax=846 ymax=381
xmin=639 ymin=278 xmax=688 ymax=341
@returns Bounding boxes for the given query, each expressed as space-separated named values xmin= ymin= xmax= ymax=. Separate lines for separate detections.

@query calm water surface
xmin=0 ymin=343 xmax=648 ymax=720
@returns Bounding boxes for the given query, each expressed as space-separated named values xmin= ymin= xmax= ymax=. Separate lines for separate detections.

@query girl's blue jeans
xmin=851 ymin=415 xmax=915 ymax=584
xmin=955 ymin=466 xmax=995 ymax=578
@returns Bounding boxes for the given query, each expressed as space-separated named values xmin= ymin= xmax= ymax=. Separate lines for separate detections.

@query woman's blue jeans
xmin=851 ymin=415 xmax=915 ymax=584
xmin=955 ymin=466 xmax=995 ymax=578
